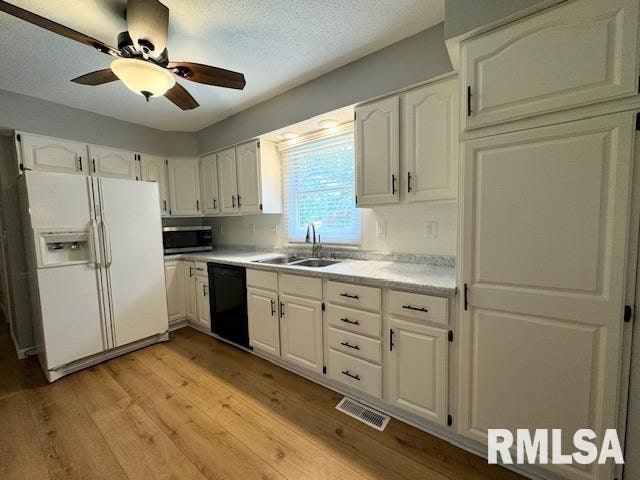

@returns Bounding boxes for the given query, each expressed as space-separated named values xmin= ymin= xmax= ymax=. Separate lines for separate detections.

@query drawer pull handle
xmin=341 ymin=370 xmax=360 ymax=381
xmin=340 ymin=341 xmax=360 ymax=350
xmin=340 ymin=317 xmax=360 ymax=326
xmin=279 ymin=302 xmax=285 ymax=318
xmin=402 ymin=305 xmax=429 ymax=313
xmin=340 ymin=293 xmax=359 ymax=299
xmin=270 ymin=299 xmax=276 ymax=316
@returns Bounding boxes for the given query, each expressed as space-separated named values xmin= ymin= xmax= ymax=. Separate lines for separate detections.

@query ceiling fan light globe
xmin=110 ymin=58 xmax=175 ymax=98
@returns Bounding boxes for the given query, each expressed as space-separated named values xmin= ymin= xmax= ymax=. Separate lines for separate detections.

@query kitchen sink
xmin=253 ymin=255 xmax=304 ymax=265
xmin=290 ymin=258 xmax=341 ymax=268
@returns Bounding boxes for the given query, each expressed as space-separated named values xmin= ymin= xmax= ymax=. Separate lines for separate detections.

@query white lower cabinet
xmin=247 ymin=287 xmax=280 ymax=356
xmin=385 ymin=317 xmax=448 ymax=426
xmin=164 ymin=261 xmax=184 ymax=324
xmin=195 ymin=274 xmax=210 ymax=328
xmin=279 ymin=293 xmax=323 ymax=373
xmin=183 ymin=261 xmax=196 ymax=321
xmin=328 ymin=349 xmax=382 ymax=398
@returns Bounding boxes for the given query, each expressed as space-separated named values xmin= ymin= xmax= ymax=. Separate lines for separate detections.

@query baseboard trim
xmin=45 ymin=332 xmax=169 ymax=382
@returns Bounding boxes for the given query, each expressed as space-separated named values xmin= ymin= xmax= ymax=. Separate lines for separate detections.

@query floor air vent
xmin=335 ymin=397 xmax=390 ymax=431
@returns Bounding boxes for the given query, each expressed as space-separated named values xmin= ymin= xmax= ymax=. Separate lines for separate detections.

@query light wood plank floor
xmin=0 ymin=322 xmax=525 ymax=480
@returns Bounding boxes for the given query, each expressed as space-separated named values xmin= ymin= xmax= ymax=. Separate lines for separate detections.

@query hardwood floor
xmin=0 ymin=323 xmax=525 ymax=480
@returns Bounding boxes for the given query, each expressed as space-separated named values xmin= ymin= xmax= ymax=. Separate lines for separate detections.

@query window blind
xmin=281 ymin=130 xmax=360 ymax=244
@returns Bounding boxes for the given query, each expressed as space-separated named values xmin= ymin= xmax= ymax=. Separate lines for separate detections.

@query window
xmin=282 ymin=130 xmax=360 ymax=244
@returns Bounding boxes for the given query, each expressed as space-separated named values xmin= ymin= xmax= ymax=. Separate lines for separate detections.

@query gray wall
xmin=196 ymin=23 xmax=453 ymax=154
xmin=0 ymin=89 xmax=197 ymax=157
xmin=443 ymin=0 xmax=554 ymax=39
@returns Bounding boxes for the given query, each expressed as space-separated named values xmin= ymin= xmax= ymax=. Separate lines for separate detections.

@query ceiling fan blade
xmin=126 ymin=0 xmax=169 ymax=58
xmin=0 ymin=0 xmax=119 ymax=56
xmin=164 ymin=83 xmax=199 ymax=110
xmin=71 ymin=69 xmax=119 ymax=86
xmin=168 ymin=62 xmax=246 ymax=90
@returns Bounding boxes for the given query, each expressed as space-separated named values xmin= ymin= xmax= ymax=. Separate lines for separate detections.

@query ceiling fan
xmin=0 ymin=0 xmax=246 ymax=110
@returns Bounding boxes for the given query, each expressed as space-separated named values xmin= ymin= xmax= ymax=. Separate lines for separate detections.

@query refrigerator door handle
xmin=90 ymin=218 xmax=103 ymax=267
xmin=102 ymin=219 xmax=113 ymax=267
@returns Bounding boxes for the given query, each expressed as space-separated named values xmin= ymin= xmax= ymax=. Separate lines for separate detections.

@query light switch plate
xmin=376 ymin=221 xmax=387 ymax=238
xmin=424 ymin=221 xmax=438 ymax=239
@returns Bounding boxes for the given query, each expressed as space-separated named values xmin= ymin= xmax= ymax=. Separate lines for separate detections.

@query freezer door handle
xmin=102 ymin=219 xmax=113 ymax=267
xmin=90 ymin=218 xmax=103 ymax=267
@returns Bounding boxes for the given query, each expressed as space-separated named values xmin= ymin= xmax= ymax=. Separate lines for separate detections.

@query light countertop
xmin=165 ymin=250 xmax=457 ymax=297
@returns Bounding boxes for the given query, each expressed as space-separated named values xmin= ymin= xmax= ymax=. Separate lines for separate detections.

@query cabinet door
xmin=140 ymin=154 xmax=169 ymax=215
xmin=236 ymin=140 xmax=262 ymax=214
xmin=88 ymin=145 xmax=139 ymax=179
xmin=183 ymin=261 xmax=197 ymax=321
xmin=200 ymin=153 xmax=220 ymax=215
xmin=279 ymin=294 xmax=323 ymax=373
xmin=216 ymin=147 xmax=238 ymax=214
xmin=403 ymin=78 xmax=458 ymax=202
xmin=458 ymin=113 xmax=633 ymax=480
xmin=164 ymin=261 xmax=184 ymax=323
xmin=247 ymin=287 xmax=279 ymax=356
xmin=386 ymin=317 xmax=447 ymax=425
xmin=167 ymin=158 xmax=201 ymax=216
xmin=19 ymin=133 xmax=87 ymax=175
xmin=195 ymin=275 xmax=210 ymax=328
xmin=355 ymin=96 xmax=399 ymax=206
xmin=462 ymin=0 xmax=639 ymax=130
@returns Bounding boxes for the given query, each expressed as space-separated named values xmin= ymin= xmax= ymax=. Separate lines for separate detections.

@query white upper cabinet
xmin=88 ymin=145 xmax=139 ymax=180
xmin=403 ymin=77 xmax=458 ymax=202
xmin=355 ymin=96 xmax=400 ymax=206
xmin=385 ymin=317 xmax=448 ymax=426
xmin=200 ymin=153 xmax=220 ymax=215
xmin=461 ymin=0 xmax=639 ymax=130
xmin=140 ymin=154 xmax=169 ymax=215
xmin=236 ymin=140 xmax=261 ymax=214
xmin=216 ymin=147 xmax=239 ymax=215
xmin=17 ymin=132 xmax=87 ymax=175
xmin=235 ymin=139 xmax=283 ymax=215
xmin=167 ymin=158 xmax=201 ymax=216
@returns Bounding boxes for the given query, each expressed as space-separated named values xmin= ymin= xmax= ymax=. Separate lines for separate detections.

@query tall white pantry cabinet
xmin=456 ymin=1 xmax=639 ymax=480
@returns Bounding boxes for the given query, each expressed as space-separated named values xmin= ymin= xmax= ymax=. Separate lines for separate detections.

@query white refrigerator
xmin=20 ymin=171 xmax=168 ymax=381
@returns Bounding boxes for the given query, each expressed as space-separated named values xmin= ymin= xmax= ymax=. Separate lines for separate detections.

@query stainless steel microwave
xmin=162 ymin=226 xmax=213 ymax=254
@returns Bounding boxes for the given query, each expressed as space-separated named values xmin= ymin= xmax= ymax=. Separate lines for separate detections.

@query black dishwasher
xmin=208 ymin=263 xmax=250 ymax=348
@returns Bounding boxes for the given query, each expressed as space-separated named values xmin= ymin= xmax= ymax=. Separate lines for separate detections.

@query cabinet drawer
xmin=327 ymin=327 xmax=381 ymax=364
xmin=247 ymin=269 xmax=278 ymax=291
xmin=279 ymin=273 xmax=322 ymax=299
xmin=387 ymin=290 xmax=448 ymax=326
xmin=326 ymin=280 xmax=381 ymax=312
xmin=328 ymin=349 xmax=381 ymax=398
xmin=326 ymin=304 xmax=381 ymax=338
xmin=194 ymin=261 xmax=208 ymax=276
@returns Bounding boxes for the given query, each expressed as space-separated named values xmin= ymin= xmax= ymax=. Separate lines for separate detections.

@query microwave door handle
xmin=102 ymin=219 xmax=113 ymax=267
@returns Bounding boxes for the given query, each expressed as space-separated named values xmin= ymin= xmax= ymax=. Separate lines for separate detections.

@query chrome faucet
xmin=305 ymin=223 xmax=323 ymax=258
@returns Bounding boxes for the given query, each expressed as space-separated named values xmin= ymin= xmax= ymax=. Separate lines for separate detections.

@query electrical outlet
xmin=250 ymin=224 xmax=256 ymax=235
xmin=424 ymin=221 xmax=438 ymax=239
xmin=376 ymin=221 xmax=387 ymax=238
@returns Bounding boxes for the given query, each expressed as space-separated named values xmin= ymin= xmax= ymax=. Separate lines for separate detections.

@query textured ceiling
xmin=0 ymin=0 xmax=443 ymax=132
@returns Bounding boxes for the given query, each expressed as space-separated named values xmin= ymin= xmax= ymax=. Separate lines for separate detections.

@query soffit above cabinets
xmin=0 ymin=0 xmax=444 ymax=132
